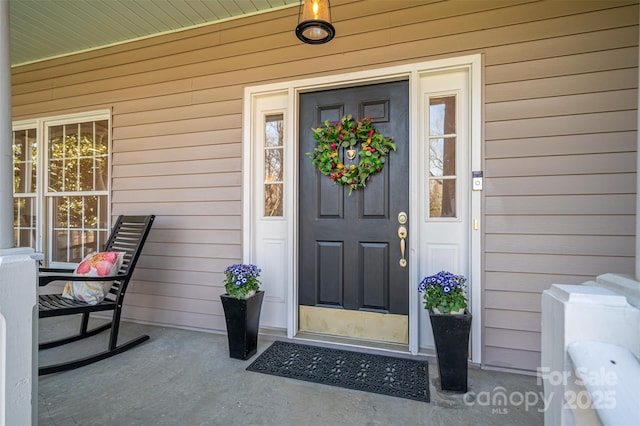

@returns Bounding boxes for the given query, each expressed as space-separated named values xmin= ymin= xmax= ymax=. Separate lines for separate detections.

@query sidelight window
xmin=264 ymin=114 xmax=284 ymax=217
xmin=428 ymin=96 xmax=457 ymax=218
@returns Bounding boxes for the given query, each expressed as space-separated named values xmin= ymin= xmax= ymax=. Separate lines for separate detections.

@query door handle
xmin=398 ymin=225 xmax=407 ymax=267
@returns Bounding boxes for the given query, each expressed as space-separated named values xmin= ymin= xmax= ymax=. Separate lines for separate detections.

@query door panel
xmin=299 ymin=81 xmax=409 ymax=321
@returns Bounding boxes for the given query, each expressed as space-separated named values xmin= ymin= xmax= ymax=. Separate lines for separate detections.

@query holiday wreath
xmin=306 ymin=115 xmax=396 ymax=194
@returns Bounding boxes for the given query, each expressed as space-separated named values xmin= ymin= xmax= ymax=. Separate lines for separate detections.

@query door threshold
xmin=292 ymin=331 xmax=415 ymax=358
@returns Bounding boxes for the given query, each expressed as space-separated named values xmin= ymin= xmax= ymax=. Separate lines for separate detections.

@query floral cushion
xmin=62 ymin=251 xmax=125 ymax=305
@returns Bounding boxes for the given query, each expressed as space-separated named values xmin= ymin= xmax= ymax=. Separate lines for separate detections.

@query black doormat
xmin=246 ymin=340 xmax=429 ymax=402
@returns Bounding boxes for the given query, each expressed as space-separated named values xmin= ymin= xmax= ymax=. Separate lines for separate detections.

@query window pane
xmin=14 ymin=162 xmax=25 ymax=193
xmin=79 ymin=121 xmax=109 ymax=191
xmin=83 ymin=231 xmax=99 ymax=255
xmin=428 ymin=95 xmax=457 ymax=219
xmin=264 ymin=114 xmax=284 ymax=217
xmin=96 ymin=157 xmax=108 ymax=191
xmin=429 ymin=137 xmax=457 ymax=177
xmin=265 ymin=184 xmax=283 ymax=217
xmin=13 ymin=196 xmax=36 ymax=248
xmin=48 ymin=125 xmax=64 ymax=192
xmin=30 ymin=139 xmax=37 ymax=193
xmin=51 ymin=194 xmax=108 ymax=263
xmin=265 ymin=148 xmax=283 ymax=182
xmin=13 ymin=129 xmax=37 ymax=194
xmin=265 ymin=116 xmax=283 ymax=147
xmin=48 ymin=121 xmax=109 ymax=193
xmin=52 ymin=228 xmax=68 ymax=263
xmin=13 ymin=132 xmax=24 ymax=192
xmin=430 ymin=179 xmax=456 ymax=218
xmin=79 ymin=158 xmax=97 ymax=191
xmin=430 ymin=96 xmax=456 ymax=135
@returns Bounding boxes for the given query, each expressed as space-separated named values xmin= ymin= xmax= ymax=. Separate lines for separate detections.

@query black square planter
xmin=429 ymin=310 xmax=472 ymax=393
xmin=220 ymin=290 xmax=264 ymax=360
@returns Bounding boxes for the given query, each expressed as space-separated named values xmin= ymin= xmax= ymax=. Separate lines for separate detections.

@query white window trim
xmin=12 ymin=109 xmax=112 ymax=267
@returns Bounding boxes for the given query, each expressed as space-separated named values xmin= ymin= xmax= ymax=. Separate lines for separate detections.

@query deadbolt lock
xmin=398 ymin=212 xmax=407 ymax=224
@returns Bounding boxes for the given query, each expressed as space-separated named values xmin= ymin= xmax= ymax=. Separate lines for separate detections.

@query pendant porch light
xmin=295 ymin=0 xmax=335 ymax=44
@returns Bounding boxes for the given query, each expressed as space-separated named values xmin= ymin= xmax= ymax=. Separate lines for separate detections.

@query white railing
xmin=541 ymin=274 xmax=640 ymax=425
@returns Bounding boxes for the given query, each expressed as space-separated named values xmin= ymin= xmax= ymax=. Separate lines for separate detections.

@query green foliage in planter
xmin=224 ymin=263 xmax=261 ymax=299
xmin=418 ymin=270 xmax=468 ymax=314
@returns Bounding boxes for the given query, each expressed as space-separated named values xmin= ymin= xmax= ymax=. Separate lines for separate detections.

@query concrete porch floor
xmin=38 ymin=316 xmax=544 ymax=425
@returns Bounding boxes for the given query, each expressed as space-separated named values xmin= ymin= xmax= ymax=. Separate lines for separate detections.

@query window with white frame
xmin=428 ymin=95 xmax=457 ymax=218
xmin=264 ymin=114 xmax=284 ymax=217
xmin=12 ymin=111 xmax=111 ymax=266
xmin=13 ymin=127 xmax=38 ymax=248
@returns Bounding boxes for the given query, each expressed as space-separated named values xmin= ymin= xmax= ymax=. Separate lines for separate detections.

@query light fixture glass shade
xmin=295 ymin=0 xmax=335 ymax=44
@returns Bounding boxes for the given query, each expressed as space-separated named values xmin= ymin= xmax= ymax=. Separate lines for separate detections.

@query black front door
xmin=298 ymin=81 xmax=409 ymax=340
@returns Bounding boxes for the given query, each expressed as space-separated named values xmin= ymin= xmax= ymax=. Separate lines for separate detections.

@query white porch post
xmin=0 ymin=2 xmax=38 ymax=425
xmin=0 ymin=0 xmax=12 ymax=250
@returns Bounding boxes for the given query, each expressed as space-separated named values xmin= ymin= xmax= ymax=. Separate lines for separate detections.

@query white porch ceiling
xmin=9 ymin=0 xmax=299 ymax=67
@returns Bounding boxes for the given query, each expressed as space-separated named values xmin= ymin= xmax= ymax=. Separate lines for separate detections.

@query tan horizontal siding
xmin=485 ymin=290 xmax=541 ymax=312
xmin=114 ymin=100 xmax=242 ymax=127
xmin=112 ymin=158 xmax=241 ymax=177
xmin=12 ymin=0 xmax=638 ymax=372
xmin=125 ymin=293 xmax=223 ymax=317
xmin=485 ymin=215 xmax=634 ymax=235
xmin=112 ymin=187 xmax=240 ymax=203
xmin=486 ymin=152 xmax=635 ymax=177
xmin=138 ymin=255 xmax=232 ymax=274
xmin=486 ymin=26 xmax=638 ymax=65
xmin=112 ymin=173 xmax=242 ymax=191
xmin=112 ymin=129 xmax=241 ymax=152
xmin=487 ymin=174 xmax=635 ymax=195
xmin=142 ymin=243 xmax=241 ymax=259
xmin=113 ymin=144 xmax=240 ymax=165
xmin=486 ymin=110 xmax=636 ymax=139
xmin=113 ymin=86 xmax=241 ymax=115
xmin=485 ymin=194 xmax=636 ymax=215
xmin=486 ymin=131 xmax=636 ymax=158
xmin=485 ymin=254 xmax=635 ymax=276
xmin=484 ymin=272 xmax=592 ymax=293
xmin=484 ymin=347 xmax=541 ymax=372
xmin=122 ymin=305 xmax=227 ymax=332
xmin=486 ymin=47 xmax=637 ymax=85
xmin=485 ymin=235 xmax=635 ymax=256
xmin=131 ymin=281 xmax=222 ymax=301
xmin=486 ymin=69 xmax=637 ymax=103
xmin=485 ymin=328 xmax=540 ymax=352
xmin=112 ymin=201 xmax=241 ymax=216
xmin=482 ymin=0 xmax=637 ymax=371
xmin=133 ymin=266 xmax=225 ymax=288
xmin=485 ymin=309 xmax=542 ymax=333
xmin=113 ymin=114 xmax=242 ymax=139
xmin=486 ymin=90 xmax=637 ymax=122
xmin=148 ymin=229 xmax=241 ymax=245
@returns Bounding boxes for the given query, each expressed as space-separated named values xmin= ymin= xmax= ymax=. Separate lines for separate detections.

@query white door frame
xmin=243 ymin=54 xmax=482 ymax=362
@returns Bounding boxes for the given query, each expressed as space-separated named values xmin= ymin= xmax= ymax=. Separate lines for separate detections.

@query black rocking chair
xmin=38 ymin=214 xmax=155 ymax=375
